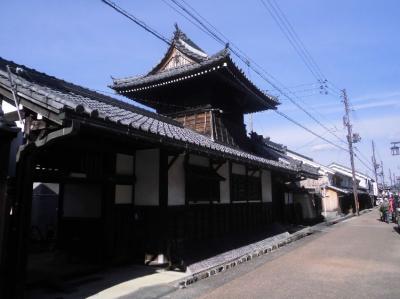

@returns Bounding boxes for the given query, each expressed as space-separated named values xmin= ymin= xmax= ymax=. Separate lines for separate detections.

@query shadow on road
xmin=393 ymin=225 xmax=400 ymax=234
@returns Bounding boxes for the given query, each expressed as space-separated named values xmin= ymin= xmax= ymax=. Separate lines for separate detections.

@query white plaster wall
xmin=357 ymin=177 xmax=368 ymax=189
xmin=116 ymin=153 xmax=134 ymax=175
xmin=294 ymin=193 xmax=315 ymax=219
xmin=232 ymin=163 xmax=246 ymax=175
xmin=217 ymin=162 xmax=230 ymax=203
xmin=168 ymin=155 xmax=185 ymax=206
xmin=261 ymin=170 xmax=272 ymax=202
xmin=189 ymin=155 xmax=209 ymax=167
xmin=300 ymin=175 xmax=329 ymax=193
xmin=8 ymin=132 xmax=23 ymax=177
xmin=33 ymin=183 xmax=59 ymax=194
xmin=373 ymin=182 xmax=378 ymax=196
xmin=115 ymin=185 xmax=133 ymax=204
xmin=323 ymin=189 xmax=340 ymax=212
xmin=135 ymin=149 xmax=159 ymax=206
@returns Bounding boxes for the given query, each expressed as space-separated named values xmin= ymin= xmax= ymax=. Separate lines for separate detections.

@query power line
xmin=160 ymin=0 xmax=221 ymax=45
xmin=166 ymin=0 xmax=348 ymax=146
xmin=260 ymin=0 xmax=323 ymax=82
xmin=101 ymin=0 xmax=171 ymax=45
xmin=175 ymin=1 xmax=374 ymax=172
xmin=222 ymin=65 xmax=349 ymax=152
xmin=259 ymin=0 xmax=348 ymax=138
xmin=294 ymin=136 xmax=320 ymax=151
xmin=102 ymin=0 xmax=355 ymax=156
xmin=269 ymin=0 xmax=327 ymax=80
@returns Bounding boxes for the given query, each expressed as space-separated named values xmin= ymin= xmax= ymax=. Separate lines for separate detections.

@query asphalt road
xmin=162 ymin=210 xmax=400 ymax=299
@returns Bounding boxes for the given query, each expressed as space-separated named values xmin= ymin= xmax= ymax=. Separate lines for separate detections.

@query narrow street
xmin=165 ymin=210 xmax=400 ymax=299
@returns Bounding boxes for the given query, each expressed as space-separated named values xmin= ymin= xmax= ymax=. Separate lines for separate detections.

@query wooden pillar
xmin=102 ymin=152 xmax=115 ymax=262
xmin=0 ymin=135 xmax=11 ymax=260
xmin=228 ymin=161 xmax=232 ymax=203
xmin=158 ymin=148 xmax=169 ymax=263
xmin=3 ymin=148 xmax=35 ymax=299
xmin=184 ymin=153 xmax=189 ymax=206
xmin=0 ymin=135 xmax=13 ymax=281
xmin=228 ymin=161 xmax=233 ymax=233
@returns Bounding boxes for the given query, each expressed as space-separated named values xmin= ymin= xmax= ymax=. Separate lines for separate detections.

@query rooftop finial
xmin=174 ymin=23 xmax=181 ymax=34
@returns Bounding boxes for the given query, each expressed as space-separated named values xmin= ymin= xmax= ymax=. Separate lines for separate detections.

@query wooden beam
xmin=212 ymin=161 xmax=225 ymax=172
xmin=228 ymin=161 xmax=232 ymax=203
xmin=167 ymin=154 xmax=179 ymax=170
xmin=248 ymin=169 xmax=260 ymax=177
xmin=245 ymin=166 xmax=249 ymax=203
xmin=0 ymin=86 xmax=64 ymax=125
xmin=4 ymin=110 xmax=22 ymax=122
xmin=184 ymin=153 xmax=189 ymax=206
xmin=3 ymin=148 xmax=35 ymax=298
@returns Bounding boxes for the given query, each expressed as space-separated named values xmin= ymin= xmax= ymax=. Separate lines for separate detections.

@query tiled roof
xmin=325 ymin=185 xmax=351 ymax=194
xmin=112 ymin=49 xmax=227 ymax=89
xmin=0 ymin=57 xmax=296 ymax=173
xmin=111 ymin=49 xmax=279 ymax=111
xmin=173 ymin=27 xmax=208 ymax=60
xmin=110 ymin=27 xmax=279 ymax=113
xmin=250 ymin=133 xmax=319 ymax=177
xmin=147 ymin=26 xmax=208 ymax=76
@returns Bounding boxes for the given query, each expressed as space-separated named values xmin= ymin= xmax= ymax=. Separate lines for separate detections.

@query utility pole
xmin=342 ymin=89 xmax=359 ymax=215
xmin=389 ymin=168 xmax=393 ymax=188
xmin=381 ymin=160 xmax=385 ymax=189
xmin=371 ymin=140 xmax=379 ymax=187
xmin=391 ymin=141 xmax=400 ymax=155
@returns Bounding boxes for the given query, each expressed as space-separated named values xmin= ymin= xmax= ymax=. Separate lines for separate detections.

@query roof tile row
xmin=0 ymin=57 xmax=297 ymax=173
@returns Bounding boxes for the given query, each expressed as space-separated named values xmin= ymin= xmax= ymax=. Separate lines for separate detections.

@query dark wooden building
xmin=0 ymin=29 xmax=318 ymax=298
xmin=0 ymin=102 xmax=20 ymax=295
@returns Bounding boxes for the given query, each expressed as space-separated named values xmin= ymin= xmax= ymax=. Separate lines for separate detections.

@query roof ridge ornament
xmin=174 ymin=23 xmax=181 ymax=35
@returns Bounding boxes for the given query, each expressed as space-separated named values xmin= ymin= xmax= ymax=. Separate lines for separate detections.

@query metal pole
xmin=6 ymin=65 xmax=24 ymax=127
xmin=372 ymin=140 xmax=379 ymax=187
xmin=342 ymin=89 xmax=359 ymax=215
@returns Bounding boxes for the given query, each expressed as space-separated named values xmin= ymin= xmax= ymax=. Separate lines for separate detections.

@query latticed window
xmin=247 ymin=176 xmax=262 ymax=201
xmin=231 ymin=174 xmax=247 ymax=202
xmin=231 ymin=174 xmax=262 ymax=202
xmin=186 ymin=165 xmax=224 ymax=203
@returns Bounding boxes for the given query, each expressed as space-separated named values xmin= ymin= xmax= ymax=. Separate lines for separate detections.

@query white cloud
xmin=310 ymin=143 xmax=337 ymax=152
xmin=279 ymin=90 xmax=400 ymax=115
xmin=352 ymin=91 xmax=400 ymax=103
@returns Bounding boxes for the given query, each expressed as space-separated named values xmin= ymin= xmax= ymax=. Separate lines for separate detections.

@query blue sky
xmin=1 ymin=0 xmax=399 ymax=183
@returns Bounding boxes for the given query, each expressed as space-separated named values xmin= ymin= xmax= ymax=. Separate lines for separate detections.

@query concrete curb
xmin=176 ymin=228 xmax=313 ymax=288
xmin=324 ymin=208 xmax=375 ymax=226
xmin=175 ymin=208 xmax=376 ymax=289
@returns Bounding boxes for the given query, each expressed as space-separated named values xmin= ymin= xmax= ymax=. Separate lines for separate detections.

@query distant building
xmin=328 ymin=163 xmax=376 ymax=211
xmin=285 ymin=150 xmax=341 ymax=219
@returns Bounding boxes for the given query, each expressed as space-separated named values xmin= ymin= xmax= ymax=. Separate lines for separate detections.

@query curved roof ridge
xmin=173 ymin=24 xmax=207 ymax=56
xmin=146 ymin=25 xmax=208 ymax=75
xmin=111 ymin=49 xmax=229 ymax=88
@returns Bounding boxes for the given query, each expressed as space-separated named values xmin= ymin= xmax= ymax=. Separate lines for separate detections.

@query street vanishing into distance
xmin=159 ymin=211 xmax=400 ymax=299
